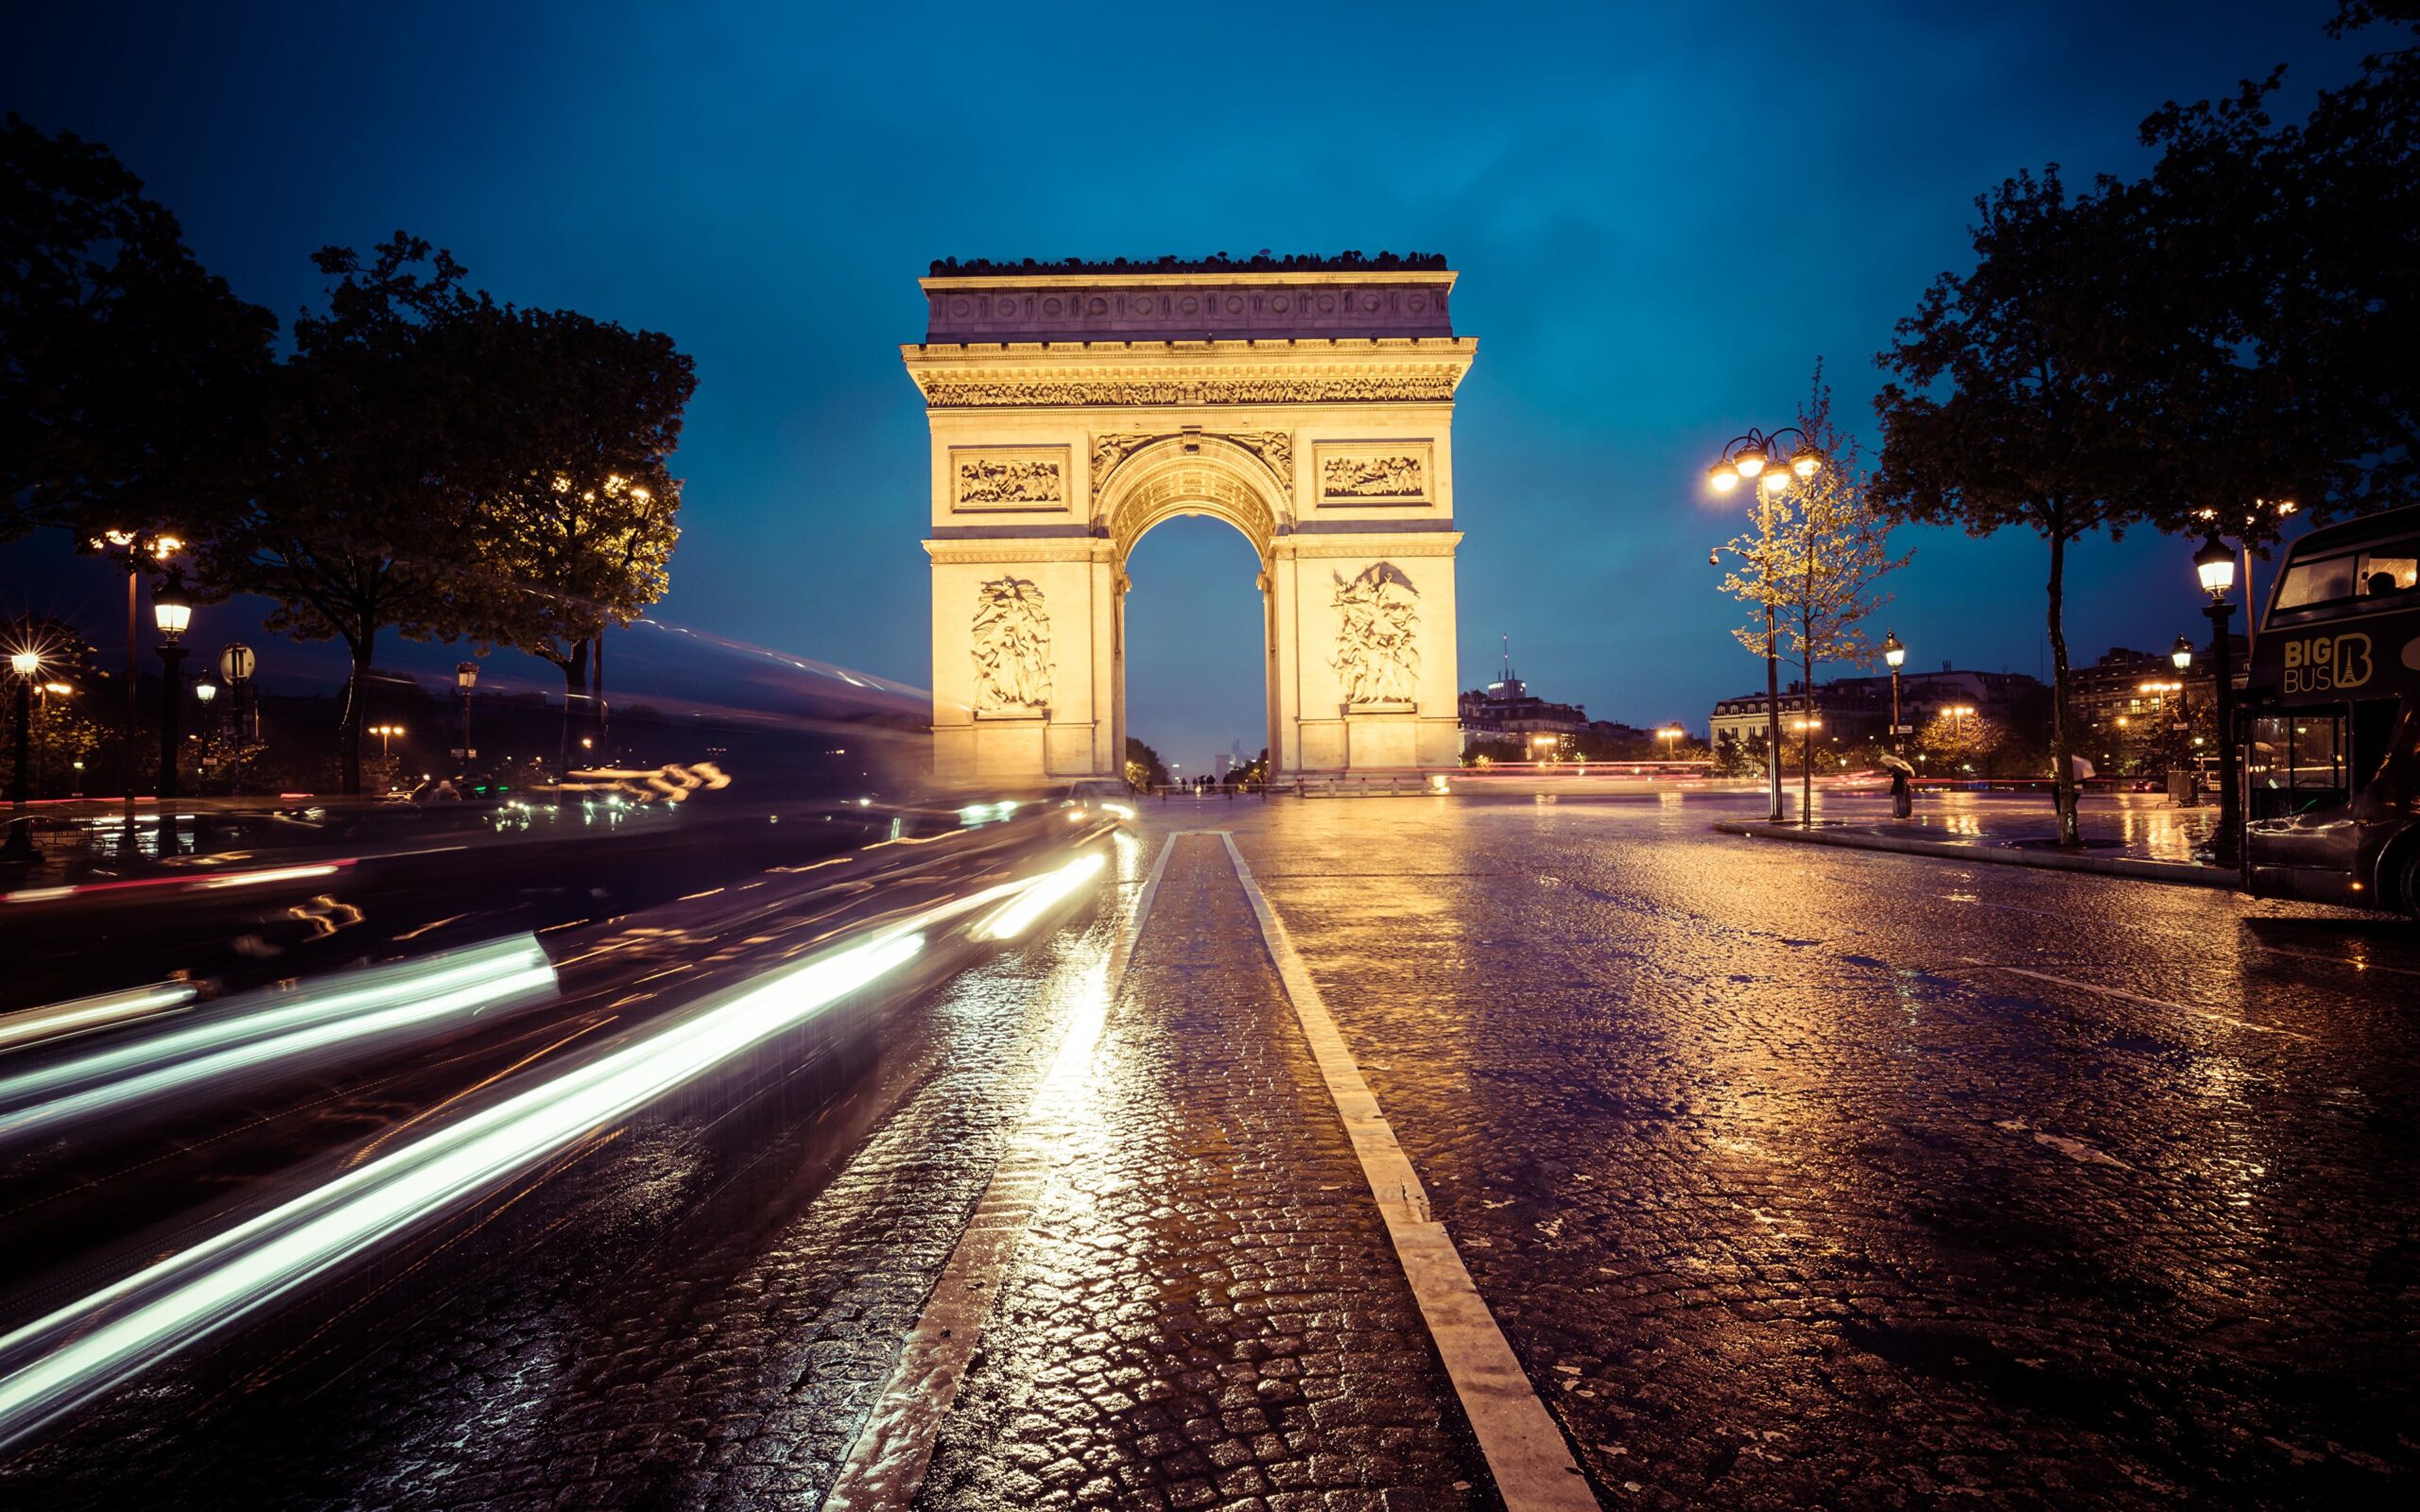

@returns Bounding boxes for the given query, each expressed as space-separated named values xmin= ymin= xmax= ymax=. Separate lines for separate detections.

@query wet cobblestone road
xmin=8 ymin=797 xmax=2418 ymax=1509
xmin=921 ymin=833 xmax=1488 ymax=1511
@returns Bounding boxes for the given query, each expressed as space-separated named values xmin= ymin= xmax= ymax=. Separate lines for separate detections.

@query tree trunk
xmin=552 ymin=639 xmax=591 ymax=782
xmin=2046 ymin=527 xmax=2081 ymax=847
xmin=1801 ymin=645 xmax=1816 ymax=827
xmin=340 ymin=625 xmax=375 ymax=798
xmin=591 ymin=628 xmax=606 ymax=757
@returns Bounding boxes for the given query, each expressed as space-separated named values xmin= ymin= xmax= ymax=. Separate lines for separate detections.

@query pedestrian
xmin=1881 ymin=750 xmax=1915 ymax=819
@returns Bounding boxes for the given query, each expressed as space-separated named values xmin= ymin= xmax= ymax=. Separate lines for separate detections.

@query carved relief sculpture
xmin=1321 ymin=454 xmax=1426 ymax=499
xmin=957 ymin=457 xmax=1063 ymax=507
xmin=1089 ymin=433 xmax=1157 ymax=492
xmin=1330 ymin=562 xmax=1421 ymax=706
xmin=972 ymin=576 xmax=1052 ymax=711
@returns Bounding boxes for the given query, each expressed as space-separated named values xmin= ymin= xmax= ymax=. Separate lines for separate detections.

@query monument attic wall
xmin=921 ymin=268 xmax=1457 ymax=345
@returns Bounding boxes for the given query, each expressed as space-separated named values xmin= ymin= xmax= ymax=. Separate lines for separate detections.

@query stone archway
xmin=1097 ymin=441 xmax=1286 ymax=782
xmin=908 ymin=257 xmax=1476 ymax=784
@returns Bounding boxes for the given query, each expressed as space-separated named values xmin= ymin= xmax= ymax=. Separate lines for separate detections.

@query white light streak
xmin=0 ymin=937 xmax=557 ymax=1145
xmin=0 ymin=984 xmax=199 ymax=1054
xmin=0 ymin=930 xmax=922 ymax=1448
xmin=976 ymin=851 xmax=1108 ymax=941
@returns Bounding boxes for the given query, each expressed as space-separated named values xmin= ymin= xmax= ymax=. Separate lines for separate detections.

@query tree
xmin=194 ymin=235 xmax=495 ymax=796
xmin=1770 ymin=364 xmax=1908 ymax=822
xmin=1875 ymin=166 xmax=2183 ymax=846
xmin=1915 ymin=708 xmax=2006 ymax=774
xmin=452 ymin=303 xmax=695 ymax=777
xmin=1713 ymin=728 xmax=1770 ymax=780
xmin=1 ymin=115 xmax=274 ymax=546
xmin=1123 ymin=735 xmax=1168 ymax=790
xmin=2134 ymin=4 xmax=2419 ymax=522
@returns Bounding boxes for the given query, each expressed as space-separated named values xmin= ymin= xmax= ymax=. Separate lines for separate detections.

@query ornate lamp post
xmin=6 ymin=645 xmax=41 ymax=860
xmin=2194 ymin=536 xmax=2243 ymax=864
xmin=455 ymin=661 xmax=480 ymax=772
xmin=152 ymin=574 xmax=194 ymax=807
xmin=1882 ymin=631 xmax=1907 ymax=754
xmin=95 ymin=529 xmax=182 ymax=823
xmin=1707 ymin=426 xmax=1824 ymax=823
xmin=192 ymin=681 xmax=218 ymax=799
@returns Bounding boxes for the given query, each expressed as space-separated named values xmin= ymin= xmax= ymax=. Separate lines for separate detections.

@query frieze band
xmin=920 ymin=374 xmax=1462 ymax=408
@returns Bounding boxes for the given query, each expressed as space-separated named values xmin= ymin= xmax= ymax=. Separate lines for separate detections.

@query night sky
xmin=1 ymin=2 xmax=2364 ymax=773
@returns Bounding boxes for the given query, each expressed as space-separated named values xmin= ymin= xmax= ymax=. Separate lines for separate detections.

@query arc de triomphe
xmin=907 ymin=255 xmax=1475 ymax=783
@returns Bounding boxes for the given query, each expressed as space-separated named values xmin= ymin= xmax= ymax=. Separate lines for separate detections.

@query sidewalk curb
xmin=1711 ymin=819 xmax=2240 ymax=889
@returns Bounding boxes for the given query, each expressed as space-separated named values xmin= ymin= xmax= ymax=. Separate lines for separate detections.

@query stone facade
xmin=910 ymin=262 xmax=1475 ymax=783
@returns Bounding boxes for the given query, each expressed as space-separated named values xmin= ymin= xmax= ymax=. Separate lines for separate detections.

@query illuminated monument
xmin=906 ymin=254 xmax=1476 ymax=782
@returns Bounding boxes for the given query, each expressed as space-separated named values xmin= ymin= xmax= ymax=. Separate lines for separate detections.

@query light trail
xmin=977 ymin=851 xmax=1109 ymax=940
xmin=0 ymin=937 xmax=558 ymax=1146
xmin=0 ymin=930 xmax=924 ymax=1450
xmin=0 ymin=983 xmax=199 ymax=1055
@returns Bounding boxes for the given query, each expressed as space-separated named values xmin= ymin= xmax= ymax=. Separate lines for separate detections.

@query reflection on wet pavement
xmin=1225 ymin=796 xmax=2417 ymax=1508
xmin=7 ymin=794 xmax=2416 ymax=1510
xmin=920 ymin=833 xmax=1489 ymax=1510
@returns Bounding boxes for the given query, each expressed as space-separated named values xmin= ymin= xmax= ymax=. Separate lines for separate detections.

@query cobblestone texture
xmin=1 ymin=839 xmax=1155 ymax=1511
xmin=918 ymin=833 xmax=1493 ymax=1512
xmin=1225 ymin=796 xmax=2420 ymax=1509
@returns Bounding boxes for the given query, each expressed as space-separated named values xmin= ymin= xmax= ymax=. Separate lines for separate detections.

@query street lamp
xmin=2194 ymin=535 xmax=2243 ymax=864
xmin=456 ymin=661 xmax=480 ymax=771
xmin=2170 ymin=635 xmax=2193 ymax=673
xmin=6 ymin=643 xmax=43 ymax=857
xmin=371 ymin=723 xmax=405 ymax=757
xmin=152 ymin=573 xmax=193 ymax=808
xmin=1655 ymin=724 xmax=1685 ymax=752
xmin=94 ymin=529 xmax=183 ymax=826
xmin=1882 ymin=631 xmax=1906 ymax=754
xmin=1707 ymin=425 xmax=1826 ymax=823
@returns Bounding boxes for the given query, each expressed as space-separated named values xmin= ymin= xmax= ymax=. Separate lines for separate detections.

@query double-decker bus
xmin=2240 ymin=505 xmax=2420 ymax=916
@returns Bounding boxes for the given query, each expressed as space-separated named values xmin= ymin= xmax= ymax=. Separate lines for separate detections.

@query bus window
xmin=2277 ymin=553 xmax=2359 ymax=610
xmin=2273 ymin=533 xmax=2419 ymax=611
xmin=2358 ymin=548 xmax=2418 ymax=599
xmin=2247 ymin=711 xmax=2348 ymax=818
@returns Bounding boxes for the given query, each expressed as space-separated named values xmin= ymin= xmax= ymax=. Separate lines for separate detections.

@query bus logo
xmin=2281 ymin=630 xmax=2374 ymax=694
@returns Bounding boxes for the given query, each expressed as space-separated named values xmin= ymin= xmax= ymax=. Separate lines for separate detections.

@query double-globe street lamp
xmin=2193 ymin=536 xmax=2244 ymax=865
xmin=1706 ymin=427 xmax=1825 ymax=823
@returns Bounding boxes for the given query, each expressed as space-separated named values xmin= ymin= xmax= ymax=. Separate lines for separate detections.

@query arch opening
xmin=1100 ymin=446 xmax=1286 ymax=784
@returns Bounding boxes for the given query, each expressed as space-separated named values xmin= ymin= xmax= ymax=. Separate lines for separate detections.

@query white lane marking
xmin=1959 ymin=959 xmax=2316 ymax=1043
xmin=825 ymin=831 xmax=1177 ymax=1511
xmin=1220 ymin=833 xmax=1599 ymax=1512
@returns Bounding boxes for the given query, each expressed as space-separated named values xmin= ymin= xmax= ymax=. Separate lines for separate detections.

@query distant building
xmin=2068 ymin=639 xmax=2243 ymax=773
xmin=1460 ymin=643 xmax=1592 ymax=754
xmin=1709 ymin=663 xmax=2047 ymax=751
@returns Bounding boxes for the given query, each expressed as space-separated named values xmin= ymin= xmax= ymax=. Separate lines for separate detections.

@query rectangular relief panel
xmin=1310 ymin=440 xmax=1435 ymax=507
xmin=948 ymin=444 xmax=1072 ymax=513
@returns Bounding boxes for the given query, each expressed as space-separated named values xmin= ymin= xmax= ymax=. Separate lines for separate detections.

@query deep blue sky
xmin=1 ymin=1 xmax=2366 ymax=771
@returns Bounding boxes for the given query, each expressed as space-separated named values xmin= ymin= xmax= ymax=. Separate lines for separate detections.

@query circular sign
xmin=218 ymin=643 xmax=256 ymax=681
